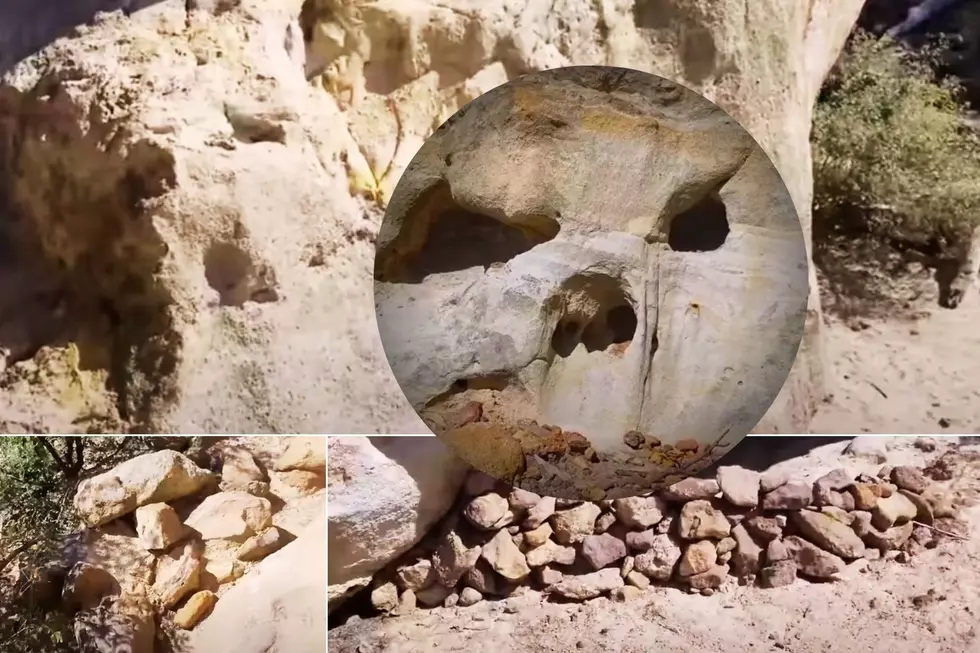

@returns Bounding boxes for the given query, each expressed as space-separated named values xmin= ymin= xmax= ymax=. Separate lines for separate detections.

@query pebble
xmin=610 ymin=585 xmax=643 ymax=602
xmin=625 ymin=570 xmax=650 ymax=589
xmin=458 ymin=587 xmax=483 ymax=607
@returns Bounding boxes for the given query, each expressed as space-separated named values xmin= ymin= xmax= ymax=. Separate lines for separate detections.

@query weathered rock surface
xmin=188 ymin=514 xmax=326 ymax=653
xmin=327 ymin=437 xmax=468 ymax=612
xmin=184 ymin=491 xmax=273 ymax=541
xmin=73 ymin=451 xmax=215 ymax=527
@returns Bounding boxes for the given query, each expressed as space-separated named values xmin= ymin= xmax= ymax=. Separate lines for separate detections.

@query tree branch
xmin=33 ymin=437 xmax=68 ymax=476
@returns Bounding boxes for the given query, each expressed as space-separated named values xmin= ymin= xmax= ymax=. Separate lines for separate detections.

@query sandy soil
xmin=328 ymin=437 xmax=980 ymax=653
xmin=812 ymin=293 xmax=980 ymax=434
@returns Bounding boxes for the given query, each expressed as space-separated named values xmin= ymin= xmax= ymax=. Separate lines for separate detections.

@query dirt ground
xmin=328 ymin=437 xmax=980 ymax=653
xmin=811 ymin=284 xmax=980 ymax=434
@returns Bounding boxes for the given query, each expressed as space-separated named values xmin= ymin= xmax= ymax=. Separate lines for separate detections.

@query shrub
xmin=813 ymin=31 xmax=980 ymax=244
xmin=812 ymin=32 xmax=980 ymax=316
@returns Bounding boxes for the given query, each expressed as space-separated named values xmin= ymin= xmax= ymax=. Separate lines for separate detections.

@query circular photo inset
xmin=374 ymin=66 xmax=808 ymax=501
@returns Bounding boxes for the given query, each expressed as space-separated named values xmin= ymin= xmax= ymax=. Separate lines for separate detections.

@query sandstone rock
xmin=820 ymin=506 xmax=855 ymax=525
xmin=523 ymin=496 xmax=557 ymax=530
xmin=185 ymin=491 xmax=273 ymax=541
xmin=759 ymin=469 xmax=790 ymax=493
xmin=481 ymin=530 xmax=531 ymax=581
xmin=891 ymin=466 xmax=929 ymax=494
xmin=441 ymin=423 xmax=526 ymax=483
xmin=203 ymin=558 xmax=242 ymax=588
xmin=275 ymin=437 xmax=326 ymax=472
xmin=549 ymin=567 xmax=623 ymax=600
xmin=849 ymin=483 xmax=887 ymax=510
xmin=687 ymin=564 xmax=730 ymax=590
xmin=679 ymin=540 xmax=717 ymax=577
xmin=370 ymin=581 xmax=399 ymax=613
xmin=237 ymin=526 xmax=290 ymax=562
xmin=761 ymin=481 xmax=812 ymax=510
xmin=271 ymin=469 xmax=324 ymax=498
xmin=790 ymin=510 xmax=865 ymax=559
xmin=550 ymin=503 xmax=601 ymax=545
xmin=432 ymin=529 xmax=481 ymax=588
xmin=220 ymin=446 xmax=267 ymax=492
xmin=458 ymin=587 xmax=483 ymax=607
xmin=730 ymin=523 xmax=765 ymax=576
xmin=396 ymin=559 xmax=435 ymax=592
xmin=620 ymin=556 xmax=635 ymax=578
xmin=73 ymin=451 xmax=215 ymax=527
xmin=525 ymin=540 xmax=576 ymax=568
xmin=612 ymin=496 xmax=665 ymax=529
xmin=135 ymin=503 xmax=185 ymax=551
xmin=784 ymin=536 xmax=845 ymax=579
xmin=508 ymin=488 xmax=542 ymax=512
xmin=175 ymin=591 xmax=218 ymax=630
xmin=716 ymin=466 xmax=761 ymax=508
xmin=626 ymin=570 xmax=651 ymax=590
xmin=744 ymin=516 xmax=782 ymax=542
xmin=662 ymin=478 xmax=720 ymax=502
xmin=633 ymin=534 xmax=682 ymax=581
xmin=678 ymin=500 xmax=731 ymax=540
xmin=464 ymin=493 xmax=510 ymax=530
xmin=535 ymin=566 xmax=564 ymax=588
xmin=153 ymin=541 xmax=203 ymax=608
xmin=899 ymin=489 xmax=934 ymax=525
xmin=871 ymin=493 xmax=918 ymax=531
xmin=767 ymin=539 xmax=790 ymax=563
xmin=716 ymin=537 xmax=737 ymax=555
xmin=189 ymin=514 xmax=325 ymax=653
xmin=328 ymin=437 xmax=467 ymax=611
xmin=524 ymin=523 xmax=554 ymax=548
xmin=759 ymin=561 xmax=797 ymax=588
xmin=862 ymin=521 xmax=914 ymax=551
xmin=594 ymin=512 xmax=617 ymax=534
xmin=625 ymin=529 xmax=659 ymax=552
xmin=581 ymin=533 xmax=628 ymax=570
xmin=62 ymin=563 xmax=120 ymax=613
xmin=396 ymin=590 xmax=418 ymax=616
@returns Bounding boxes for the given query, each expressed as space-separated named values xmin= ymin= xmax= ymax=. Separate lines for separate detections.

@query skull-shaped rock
xmin=374 ymin=67 xmax=807 ymax=499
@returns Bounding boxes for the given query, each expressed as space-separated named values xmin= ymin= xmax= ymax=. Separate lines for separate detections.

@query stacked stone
xmin=370 ymin=462 xmax=960 ymax=613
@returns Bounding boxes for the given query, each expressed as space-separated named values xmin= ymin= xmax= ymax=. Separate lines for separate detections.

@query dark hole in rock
xmin=550 ymin=275 xmax=637 ymax=357
xmin=376 ymin=182 xmax=560 ymax=284
xmin=667 ymin=193 xmax=730 ymax=252
xmin=204 ymin=243 xmax=278 ymax=307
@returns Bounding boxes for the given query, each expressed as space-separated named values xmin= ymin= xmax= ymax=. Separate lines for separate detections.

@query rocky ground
xmin=5 ymin=436 xmax=326 ymax=653
xmin=328 ymin=437 xmax=980 ymax=653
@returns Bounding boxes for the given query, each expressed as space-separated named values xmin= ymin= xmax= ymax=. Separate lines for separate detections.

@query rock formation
xmin=0 ymin=0 xmax=865 ymax=435
xmin=20 ymin=437 xmax=325 ymax=653
xmin=375 ymin=67 xmax=809 ymax=499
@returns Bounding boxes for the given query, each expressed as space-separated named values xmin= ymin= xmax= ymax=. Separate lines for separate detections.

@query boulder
xmin=185 ymin=491 xmax=273 ymax=541
xmin=187 ymin=514 xmax=325 ymax=653
xmin=327 ymin=437 xmax=468 ymax=612
xmin=73 ymin=451 xmax=215 ymax=527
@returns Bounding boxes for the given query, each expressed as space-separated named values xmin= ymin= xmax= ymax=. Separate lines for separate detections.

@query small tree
xmin=812 ymin=32 xmax=980 ymax=316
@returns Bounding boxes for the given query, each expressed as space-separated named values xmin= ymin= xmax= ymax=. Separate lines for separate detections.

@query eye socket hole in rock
xmin=375 ymin=182 xmax=560 ymax=284
xmin=550 ymin=274 xmax=637 ymax=357
xmin=204 ymin=242 xmax=279 ymax=307
xmin=667 ymin=193 xmax=730 ymax=252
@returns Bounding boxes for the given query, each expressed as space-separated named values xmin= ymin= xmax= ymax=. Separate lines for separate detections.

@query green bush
xmin=813 ymin=32 xmax=980 ymax=245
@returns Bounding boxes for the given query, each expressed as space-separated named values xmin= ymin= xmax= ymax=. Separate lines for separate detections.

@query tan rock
xmin=272 ymin=469 xmax=325 ymax=497
xmin=678 ymin=540 xmax=717 ymax=577
xmin=524 ymin=522 xmax=554 ymax=548
xmin=481 ymin=530 xmax=531 ymax=581
xmin=220 ymin=446 xmax=267 ymax=492
xmin=791 ymin=510 xmax=865 ymax=560
xmin=237 ymin=526 xmax=290 ymax=562
xmin=185 ymin=491 xmax=272 ymax=541
xmin=62 ymin=563 xmax=120 ymax=612
xmin=275 ymin=438 xmax=326 ymax=472
xmin=678 ymin=500 xmax=731 ymax=540
xmin=135 ymin=503 xmax=185 ymax=551
xmin=525 ymin=539 xmax=576 ymax=568
xmin=550 ymin=503 xmax=602 ymax=545
xmin=549 ymin=567 xmax=623 ymax=600
xmin=174 ymin=591 xmax=218 ymax=630
xmin=153 ymin=541 xmax=203 ymax=608
xmin=61 ymin=531 xmax=156 ymax=596
xmin=73 ymin=451 xmax=215 ymax=527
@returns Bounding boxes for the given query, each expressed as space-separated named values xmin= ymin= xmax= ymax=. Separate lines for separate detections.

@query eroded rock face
xmin=72 ymin=450 xmax=216 ymax=527
xmin=327 ymin=436 xmax=468 ymax=611
xmin=0 ymin=0 xmax=863 ymax=435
